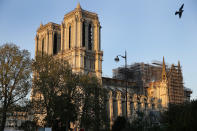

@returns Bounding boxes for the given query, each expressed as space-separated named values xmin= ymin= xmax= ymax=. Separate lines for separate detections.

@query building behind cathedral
xmin=33 ymin=3 xmax=192 ymax=129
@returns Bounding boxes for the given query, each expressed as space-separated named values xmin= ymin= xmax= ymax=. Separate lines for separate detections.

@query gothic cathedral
xmin=33 ymin=4 xmax=191 ymax=128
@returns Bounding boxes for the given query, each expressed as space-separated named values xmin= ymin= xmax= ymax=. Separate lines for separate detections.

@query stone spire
xmin=76 ymin=3 xmax=81 ymax=9
xmin=162 ymin=56 xmax=167 ymax=81
xmin=177 ymin=60 xmax=183 ymax=80
xmin=40 ymin=22 xmax=43 ymax=27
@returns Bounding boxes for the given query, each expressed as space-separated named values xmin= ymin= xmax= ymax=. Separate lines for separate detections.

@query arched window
xmin=69 ymin=26 xmax=71 ymax=49
xmin=82 ymin=22 xmax=85 ymax=47
xmin=88 ymin=24 xmax=93 ymax=50
xmin=84 ymin=57 xmax=86 ymax=68
xmin=42 ymin=38 xmax=44 ymax=56
xmin=113 ymin=100 xmax=118 ymax=118
xmin=122 ymin=101 xmax=126 ymax=116
xmin=53 ymin=33 xmax=58 ymax=55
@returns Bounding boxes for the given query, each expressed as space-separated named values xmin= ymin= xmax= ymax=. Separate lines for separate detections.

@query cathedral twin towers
xmin=35 ymin=3 xmax=103 ymax=78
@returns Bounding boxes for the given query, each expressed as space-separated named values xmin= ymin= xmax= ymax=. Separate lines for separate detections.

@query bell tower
xmin=35 ymin=3 xmax=103 ymax=78
xmin=60 ymin=3 xmax=103 ymax=78
xmin=35 ymin=22 xmax=61 ymax=56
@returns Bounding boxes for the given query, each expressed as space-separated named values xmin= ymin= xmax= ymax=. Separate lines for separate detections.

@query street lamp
xmin=114 ymin=50 xmax=128 ymax=119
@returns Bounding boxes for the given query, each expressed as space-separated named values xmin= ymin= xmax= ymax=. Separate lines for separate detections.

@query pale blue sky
xmin=0 ymin=0 xmax=197 ymax=99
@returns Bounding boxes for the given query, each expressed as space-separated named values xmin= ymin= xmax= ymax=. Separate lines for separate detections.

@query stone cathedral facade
xmin=35 ymin=3 xmax=102 ymax=78
xmin=34 ymin=4 xmax=190 ymax=128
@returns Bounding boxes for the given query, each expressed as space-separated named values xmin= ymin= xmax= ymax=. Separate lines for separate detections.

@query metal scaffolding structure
xmin=112 ymin=59 xmax=191 ymax=104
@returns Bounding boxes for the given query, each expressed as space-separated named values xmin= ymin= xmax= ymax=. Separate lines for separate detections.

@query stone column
xmin=61 ymin=23 xmax=64 ymax=51
xmin=46 ymin=31 xmax=49 ymax=55
xmin=93 ymin=21 xmax=100 ymax=51
xmin=108 ymin=91 xmax=114 ymax=129
xmin=64 ymin=25 xmax=67 ymax=50
xmin=38 ymin=38 xmax=42 ymax=54
xmin=74 ymin=21 xmax=77 ymax=69
xmin=35 ymin=35 xmax=38 ymax=56
xmin=77 ymin=18 xmax=82 ymax=48
xmin=77 ymin=18 xmax=83 ymax=70
xmin=127 ymin=94 xmax=131 ymax=117
xmin=48 ymin=31 xmax=53 ymax=55
xmin=117 ymin=91 xmax=122 ymax=116
xmin=94 ymin=21 xmax=99 ymax=76
xmin=74 ymin=19 xmax=77 ymax=48
xmin=95 ymin=53 xmax=99 ymax=77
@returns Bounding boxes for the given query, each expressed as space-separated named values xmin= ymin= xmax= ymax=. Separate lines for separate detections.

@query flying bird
xmin=175 ymin=4 xmax=184 ymax=18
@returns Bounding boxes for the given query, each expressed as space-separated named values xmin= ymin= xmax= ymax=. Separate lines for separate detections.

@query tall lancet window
xmin=69 ymin=26 xmax=71 ymax=49
xmin=82 ymin=22 xmax=85 ymax=47
xmin=42 ymin=38 xmax=44 ymax=56
xmin=88 ymin=24 xmax=93 ymax=50
xmin=53 ymin=33 xmax=58 ymax=55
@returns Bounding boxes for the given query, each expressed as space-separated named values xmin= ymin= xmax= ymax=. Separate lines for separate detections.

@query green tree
xmin=32 ymin=54 xmax=81 ymax=131
xmin=80 ymin=75 xmax=109 ymax=131
xmin=112 ymin=116 xmax=126 ymax=131
xmin=161 ymin=100 xmax=197 ymax=131
xmin=0 ymin=44 xmax=32 ymax=131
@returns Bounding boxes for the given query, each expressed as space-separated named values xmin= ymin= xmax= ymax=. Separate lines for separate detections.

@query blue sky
xmin=0 ymin=0 xmax=197 ymax=99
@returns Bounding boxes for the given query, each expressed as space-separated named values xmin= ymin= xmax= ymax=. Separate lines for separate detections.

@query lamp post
xmin=114 ymin=50 xmax=128 ymax=119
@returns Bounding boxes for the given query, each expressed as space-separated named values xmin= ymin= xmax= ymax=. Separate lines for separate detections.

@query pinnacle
xmin=162 ymin=56 xmax=167 ymax=81
xmin=178 ymin=60 xmax=180 ymax=67
xmin=40 ymin=22 xmax=43 ymax=27
xmin=76 ymin=3 xmax=81 ymax=9
xmin=163 ymin=56 xmax=165 ymax=65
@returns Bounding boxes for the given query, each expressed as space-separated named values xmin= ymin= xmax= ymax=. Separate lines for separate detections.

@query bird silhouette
xmin=175 ymin=4 xmax=184 ymax=18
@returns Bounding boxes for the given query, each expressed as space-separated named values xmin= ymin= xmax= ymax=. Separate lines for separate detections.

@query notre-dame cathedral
xmin=34 ymin=3 xmax=192 ymax=128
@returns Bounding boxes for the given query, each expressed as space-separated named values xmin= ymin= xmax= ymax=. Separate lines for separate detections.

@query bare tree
xmin=0 ymin=44 xmax=32 ymax=131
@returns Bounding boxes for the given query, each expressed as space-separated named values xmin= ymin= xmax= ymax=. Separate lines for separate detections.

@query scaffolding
xmin=112 ymin=60 xmax=188 ymax=104
xmin=167 ymin=64 xmax=184 ymax=104
xmin=113 ymin=62 xmax=164 ymax=94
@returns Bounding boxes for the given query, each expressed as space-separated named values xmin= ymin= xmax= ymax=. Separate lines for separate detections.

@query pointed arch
xmin=82 ymin=22 xmax=85 ymax=47
xmin=42 ymin=38 xmax=44 ymax=56
xmin=53 ymin=33 xmax=58 ymax=55
xmin=69 ymin=26 xmax=71 ymax=49
xmin=88 ymin=24 xmax=93 ymax=50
